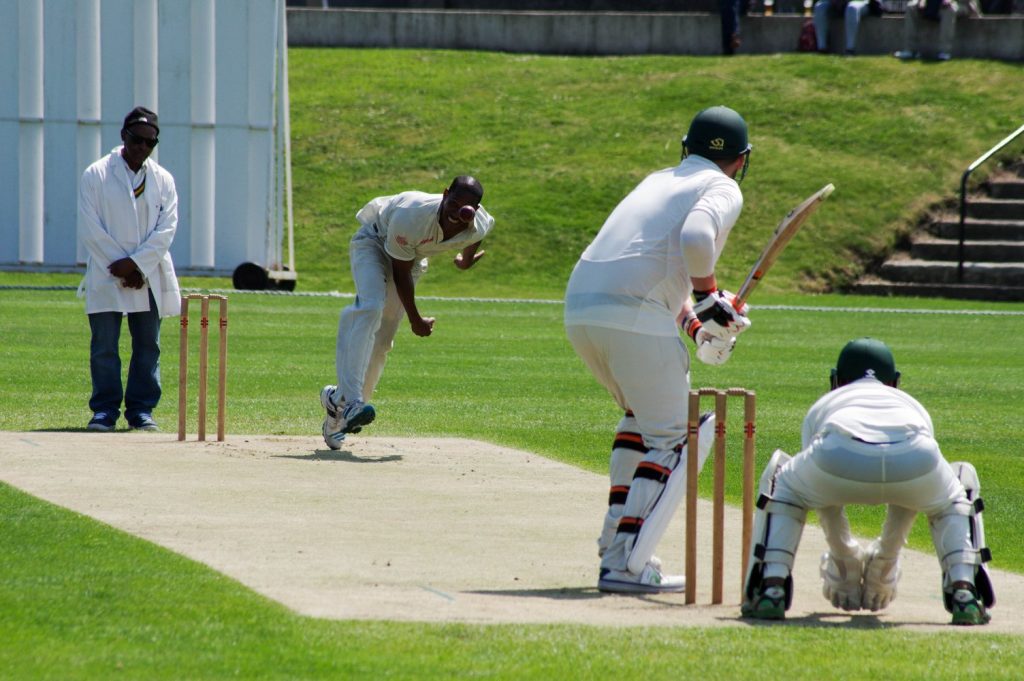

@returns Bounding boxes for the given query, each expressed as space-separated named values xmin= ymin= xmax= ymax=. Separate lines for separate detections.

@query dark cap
xmin=834 ymin=338 xmax=899 ymax=385
xmin=123 ymin=106 xmax=159 ymax=135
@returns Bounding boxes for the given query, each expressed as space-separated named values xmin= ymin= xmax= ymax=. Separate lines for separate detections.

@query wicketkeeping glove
xmin=692 ymin=289 xmax=751 ymax=340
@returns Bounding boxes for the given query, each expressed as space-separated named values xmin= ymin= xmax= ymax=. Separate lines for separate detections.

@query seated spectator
xmin=813 ymin=0 xmax=882 ymax=54
xmin=894 ymin=0 xmax=981 ymax=61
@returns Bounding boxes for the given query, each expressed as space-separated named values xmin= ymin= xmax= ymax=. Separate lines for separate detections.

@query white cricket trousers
xmin=565 ymin=324 xmax=691 ymax=452
xmin=774 ymin=431 xmax=969 ymax=563
xmin=336 ymin=229 xmax=423 ymax=404
xmin=567 ymin=323 xmax=693 ymax=573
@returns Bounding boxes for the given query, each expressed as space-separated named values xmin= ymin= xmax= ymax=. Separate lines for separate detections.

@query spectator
xmin=78 ymin=106 xmax=181 ymax=432
xmin=719 ymin=0 xmax=746 ymax=55
xmin=894 ymin=0 xmax=982 ymax=61
xmin=812 ymin=0 xmax=883 ymax=54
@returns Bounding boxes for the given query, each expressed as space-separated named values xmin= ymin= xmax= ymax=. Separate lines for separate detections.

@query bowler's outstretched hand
xmin=454 ymin=249 xmax=485 ymax=270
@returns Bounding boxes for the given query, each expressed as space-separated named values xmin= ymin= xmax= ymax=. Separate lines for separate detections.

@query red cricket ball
xmin=458 ymin=205 xmax=476 ymax=222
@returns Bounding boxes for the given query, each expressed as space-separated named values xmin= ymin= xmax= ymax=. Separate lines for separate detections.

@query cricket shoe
xmin=320 ymin=385 xmax=341 ymax=420
xmin=598 ymin=561 xmax=685 ymax=594
xmin=320 ymin=386 xmax=376 ymax=450
xmin=949 ymin=581 xmax=991 ymax=626
xmin=741 ymin=576 xmax=788 ymax=620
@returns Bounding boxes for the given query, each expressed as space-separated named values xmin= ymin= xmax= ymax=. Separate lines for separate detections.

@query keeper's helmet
xmin=682 ymin=106 xmax=752 ymax=161
xmin=831 ymin=337 xmax=901 ymax=389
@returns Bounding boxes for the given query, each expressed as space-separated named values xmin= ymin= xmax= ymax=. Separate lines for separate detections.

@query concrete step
xmin=965 ymin=198 xmax=1024 ymax=221
xmin=988 ymin=180 xmax=1024 ymax=200
xmin=910 ymin=238 xmax=1024 ymax=262
xmin=850 ymin=277 xmax=1024 ymax=301
xmin=878 ymin=258 xmax=1024 ymax=285
xmin=930 ymin=217 xmax=1024 ymax=241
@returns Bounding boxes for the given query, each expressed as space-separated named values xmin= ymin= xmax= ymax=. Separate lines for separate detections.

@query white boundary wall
xmin=0 ymin=0 xmax=294 ymax=278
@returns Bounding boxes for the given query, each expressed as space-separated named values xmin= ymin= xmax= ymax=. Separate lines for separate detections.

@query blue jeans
xmin=719 ymin=0 xmax=742 ymax=54
xmin=88 ymin=289 xmax=162 ymax=422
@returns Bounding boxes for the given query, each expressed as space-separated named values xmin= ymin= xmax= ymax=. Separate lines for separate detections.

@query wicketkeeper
xmin=565 ymin=106 xmax=754 ymax=593
xmin=742 ymin=338 xmax=994 ymax=625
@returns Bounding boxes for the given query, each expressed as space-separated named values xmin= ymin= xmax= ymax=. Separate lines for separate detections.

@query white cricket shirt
xmin=564 ymin=155 xmax=743 ymax=337
xmin=355 ymin=191 xmax=494 ymax=261
xmin=801 ymin=378 xmax=935 ymax=448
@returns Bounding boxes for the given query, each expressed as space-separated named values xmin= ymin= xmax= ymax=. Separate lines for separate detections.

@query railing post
xmin=959 ymin=171 xmax=969 ymax=283
xmin=957 ymin=123 xmax=1024 ymax=285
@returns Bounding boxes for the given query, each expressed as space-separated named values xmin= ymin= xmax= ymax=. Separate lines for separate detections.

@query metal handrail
xmin=958 ymin=123 xmax=1024 ymax=282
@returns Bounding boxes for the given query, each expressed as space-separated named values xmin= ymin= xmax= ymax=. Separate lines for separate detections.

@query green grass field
xmin=2 ymin=48 xmax=1024 ymax=679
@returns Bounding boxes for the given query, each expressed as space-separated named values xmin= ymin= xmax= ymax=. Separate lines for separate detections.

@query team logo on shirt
xmin=396 ymin=235 xmax=409 ymax=245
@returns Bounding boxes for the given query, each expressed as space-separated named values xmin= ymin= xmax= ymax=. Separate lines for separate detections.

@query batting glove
xmin=692 ymin=288 xmax=751 ymax=341
xmin=695 ymin=331 xmax=736 ymax=365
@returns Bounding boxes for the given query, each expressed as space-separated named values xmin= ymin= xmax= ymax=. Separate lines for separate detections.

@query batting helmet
xmin=682 ymin=106 xmax=751 ymax=160
xmin=831 ymin=337 xmax=901 ymax=389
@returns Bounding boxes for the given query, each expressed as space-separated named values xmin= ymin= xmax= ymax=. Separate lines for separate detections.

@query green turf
xmin=3 ymin=47 xmax=1024 ymax=678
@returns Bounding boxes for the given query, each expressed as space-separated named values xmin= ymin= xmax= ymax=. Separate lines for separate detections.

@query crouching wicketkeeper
xmin=741 ymin=338 xmax=994 ymax=625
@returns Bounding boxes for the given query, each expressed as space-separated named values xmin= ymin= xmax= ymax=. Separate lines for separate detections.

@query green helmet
xmin=683 ymin=106 xmax=752 ymax=160
xmin=831 ymin=338 xmax=901 ymax=389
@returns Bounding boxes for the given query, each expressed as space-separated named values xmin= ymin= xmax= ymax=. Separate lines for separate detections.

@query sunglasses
xmin=125 ymin=128 xmax=159 ymax=149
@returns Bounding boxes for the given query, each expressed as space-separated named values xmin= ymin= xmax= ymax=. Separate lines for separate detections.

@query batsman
xmin=565 ymin=106 xmax=754 ymax=593
xmin=742 ymin=338 xmax=994 ymax=625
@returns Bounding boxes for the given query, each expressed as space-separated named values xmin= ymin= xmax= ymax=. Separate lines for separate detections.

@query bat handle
xmin=731 ymin=287 xmax=749 ymax=311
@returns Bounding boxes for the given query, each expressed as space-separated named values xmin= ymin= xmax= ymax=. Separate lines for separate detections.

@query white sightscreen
xmin=0 ymin=0 xmax=293 ymax=280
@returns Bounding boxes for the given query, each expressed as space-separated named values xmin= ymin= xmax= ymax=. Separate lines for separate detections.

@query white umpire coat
xmin=77 ymin=147 xmax=181 ymax=317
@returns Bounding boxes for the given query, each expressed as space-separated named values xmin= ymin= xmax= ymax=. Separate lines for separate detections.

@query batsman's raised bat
xmin=733 ymin=183 xmax=835 ymax=309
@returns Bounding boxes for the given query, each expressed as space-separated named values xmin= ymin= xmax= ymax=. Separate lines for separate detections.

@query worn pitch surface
xmin=2 ymin=432 xmax=1019 ymax=632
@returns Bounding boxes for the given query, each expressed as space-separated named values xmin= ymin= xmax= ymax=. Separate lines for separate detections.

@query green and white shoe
xmin=741 ymin=577 xmax=787 ymax=620
xmin=949 ymin=582 xmax=991 ymax=626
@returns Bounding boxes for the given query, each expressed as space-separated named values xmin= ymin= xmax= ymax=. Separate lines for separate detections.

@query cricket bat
xmin=733 ymin=183 xmax=835 ymax=309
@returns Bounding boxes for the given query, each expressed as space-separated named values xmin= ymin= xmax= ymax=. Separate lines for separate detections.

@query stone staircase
xmin=852 ymin=166 xmax=1024 ymax=301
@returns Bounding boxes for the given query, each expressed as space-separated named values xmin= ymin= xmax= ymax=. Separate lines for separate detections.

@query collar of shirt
xmin=114 ymin=146 xmax=148 ymax=186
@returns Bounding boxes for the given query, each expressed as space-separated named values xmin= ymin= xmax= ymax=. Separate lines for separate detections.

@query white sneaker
xmin=320 ymin=385 xmax=340 ymax=420
xmin=598 ymin=561 xmax=686 ymax=594
xmin=340 ymin=399 xmax=376 ymax=434
xmin=322 ymin=418 xmax=346 ymax=450
xmin=320 ymin=385 xmax=345 ymax=450
xmin=320 ymin=386 xmax=376 ymax=450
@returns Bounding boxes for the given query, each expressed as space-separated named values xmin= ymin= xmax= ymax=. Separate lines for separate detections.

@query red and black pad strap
xmin=613 ymin=431 xmax=648 ymax=454
xmin=633 ymin=461 xmax=672 ymax=484
xmin=617 ymin=516 xmax=644 ymax=535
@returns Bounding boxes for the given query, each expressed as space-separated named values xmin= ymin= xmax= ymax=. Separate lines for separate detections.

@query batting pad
xmin=626 ymin=413 xmax=715 ymax=575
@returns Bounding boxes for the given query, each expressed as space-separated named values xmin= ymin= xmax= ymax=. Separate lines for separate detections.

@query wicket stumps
xmin=685 ymin=387 xmax=756 ymax=605
xmin=178 ymin=294 xmax=228 ymax=442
